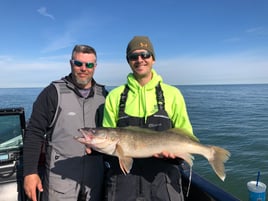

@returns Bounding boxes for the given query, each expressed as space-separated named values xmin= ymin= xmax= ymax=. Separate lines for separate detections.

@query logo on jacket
xmin=68 ymin=112 xmax=76 ymax=116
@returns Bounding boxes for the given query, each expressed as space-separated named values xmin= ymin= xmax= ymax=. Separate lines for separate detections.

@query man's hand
xmin=24 ymin=174 xmax=43 ymax=201
xmin=85 ymin=146 xmax=92 ymax=154
xmin=154 ymin=151 xmax=176 ymax=159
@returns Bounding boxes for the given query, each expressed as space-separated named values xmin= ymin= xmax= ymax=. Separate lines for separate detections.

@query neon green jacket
xmin=103 ymin=69 xmax=197 ymax=139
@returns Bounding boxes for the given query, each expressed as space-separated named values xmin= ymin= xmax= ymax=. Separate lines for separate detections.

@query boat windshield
xmin=0 ymin=115 xmax=23 ymax=151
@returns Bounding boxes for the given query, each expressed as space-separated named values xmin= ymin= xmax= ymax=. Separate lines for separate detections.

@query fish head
xmin=76 ymin=127 xmax=120 ymax=155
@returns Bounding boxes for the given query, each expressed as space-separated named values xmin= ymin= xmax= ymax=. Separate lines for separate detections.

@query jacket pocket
xmin=48 ymin=148 xmax=81 ymax=194
xmin=49 ymin=171 xmax=78 ymax=194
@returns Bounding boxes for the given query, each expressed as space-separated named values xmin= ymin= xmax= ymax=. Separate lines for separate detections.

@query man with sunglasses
xmin=23 ymin=45 xmax=107 ymax=201
xmin=101 ymin=36 xmax=197 ymax=201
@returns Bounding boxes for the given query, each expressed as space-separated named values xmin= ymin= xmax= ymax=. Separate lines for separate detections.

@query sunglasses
xmin=127 ymin=52 xmax=152 ymax=61
xmin=71 ymin=60 xmax=95 ymax=68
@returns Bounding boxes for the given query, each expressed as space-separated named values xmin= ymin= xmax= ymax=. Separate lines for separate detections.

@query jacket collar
xmin=127 ymin=69 xmax=163 ymax=91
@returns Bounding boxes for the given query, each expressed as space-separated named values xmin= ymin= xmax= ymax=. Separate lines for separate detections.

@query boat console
xmin=0 ymin=107 xmax=26 ymax=201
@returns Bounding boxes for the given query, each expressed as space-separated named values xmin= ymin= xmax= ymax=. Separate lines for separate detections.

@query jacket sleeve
xmin=167 ymin=87 xmax=198 ymax=140
xmin=102 ymin=87 xmax=124 ymax=128
xmin=23 ymin=84 xmax=58 ymax=176
xmin=102 ymin=93 xmax=118 ymax=128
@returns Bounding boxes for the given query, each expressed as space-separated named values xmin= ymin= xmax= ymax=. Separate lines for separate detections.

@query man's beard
xmin=73 ymin=73 xmax=92 ymax=87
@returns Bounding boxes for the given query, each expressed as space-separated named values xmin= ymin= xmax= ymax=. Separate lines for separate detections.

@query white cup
xmin=247 ymin=181 xmax=266 ymax=201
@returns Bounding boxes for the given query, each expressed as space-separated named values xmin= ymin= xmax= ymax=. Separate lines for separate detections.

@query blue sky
xmin=0 ymin=0 xmax=267 ymax=88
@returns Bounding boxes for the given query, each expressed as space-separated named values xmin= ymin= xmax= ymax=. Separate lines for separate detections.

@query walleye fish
xmin=75 ymin=126 xmax=230 ymax=181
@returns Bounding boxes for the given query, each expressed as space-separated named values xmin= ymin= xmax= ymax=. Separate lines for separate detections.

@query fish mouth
xmin=78 ymin=128 xmax=86 ymax=135
xmin=75 ymin=128 xmax=95 ymax=141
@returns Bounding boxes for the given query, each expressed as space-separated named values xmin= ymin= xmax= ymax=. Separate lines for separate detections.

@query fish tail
xmin=209 ymin=146 xmax=231 ymax=181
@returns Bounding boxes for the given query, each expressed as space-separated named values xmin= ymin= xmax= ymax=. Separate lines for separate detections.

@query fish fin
xmin=208 ymin=146 xmax=231 ymax=181
xmin=175 ymin=153 xmax=194 ymax=167
xmin=115 ymin=144 xmax=133 ymax=175
xmin=122 ymin=126 xmax=157 ymax=134
xmin=119 ymin=157 xmax=133 ymax=175
xmin=168 ymin=128 xmax=199 ymax=142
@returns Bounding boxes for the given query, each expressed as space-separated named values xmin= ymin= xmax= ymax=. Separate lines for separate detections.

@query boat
xmin=0 ymin=107 xmax=25 ymax=201
xmin=180 ymin=163 xmax=240 ymax=201
xmin=0 ymin=107 xmax=241 ymax=201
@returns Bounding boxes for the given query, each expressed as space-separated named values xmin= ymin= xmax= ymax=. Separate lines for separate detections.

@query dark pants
xmin=104 ymin=157 xmax=184 ymax=201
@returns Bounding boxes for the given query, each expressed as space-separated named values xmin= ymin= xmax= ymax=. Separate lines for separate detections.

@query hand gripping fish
xmin=75 ymin=126 xmax=230 ymax=181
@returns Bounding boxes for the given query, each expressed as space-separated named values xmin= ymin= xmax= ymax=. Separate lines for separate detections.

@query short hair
xmin=71 ymin=45 xmax=97 ymax=59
